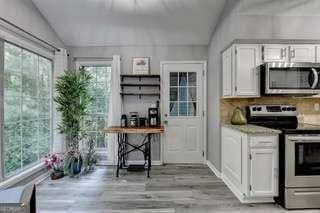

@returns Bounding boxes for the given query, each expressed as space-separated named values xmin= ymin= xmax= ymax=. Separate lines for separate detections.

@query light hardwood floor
xmin=37 ymin=165 xmax=320 ymax=213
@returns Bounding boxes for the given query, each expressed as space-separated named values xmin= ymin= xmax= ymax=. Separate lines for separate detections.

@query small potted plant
xmin=44 ymin=153 xmax=64 ymax=180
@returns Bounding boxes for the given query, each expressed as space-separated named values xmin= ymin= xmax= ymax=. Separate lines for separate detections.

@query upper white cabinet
xmin=261 ymin=44 xmax=316 ymax=63
xmin=289 ymin=45 xmax=316 ymax=62
xmin=222 ymin=42 xmax=318 ymax=99
xmin=262 ymin=44 xmax=288 ymax=62
xmin=222 ymin=44 xmax=260 ymax=98
xmin=222 ymin=47 xmax=233 ymax=97
xmin=235 ymin=45 xmax=260 ymax=97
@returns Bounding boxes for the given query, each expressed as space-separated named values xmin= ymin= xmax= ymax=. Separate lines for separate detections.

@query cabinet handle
xmin=291 ymin=49 xmax=295 ymax=58
xmin=281 ymin=48 xmax=284 ymax=59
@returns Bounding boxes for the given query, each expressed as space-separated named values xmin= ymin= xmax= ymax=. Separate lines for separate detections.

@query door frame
xmin=160 ymin=61 xmax=207 ymax=164
xmin=75 ymin=59 xmax=116 ymax=165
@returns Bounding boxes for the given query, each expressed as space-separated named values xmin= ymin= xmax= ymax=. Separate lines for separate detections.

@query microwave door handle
xmin=311 ymin=68 xmax=319 ymax=89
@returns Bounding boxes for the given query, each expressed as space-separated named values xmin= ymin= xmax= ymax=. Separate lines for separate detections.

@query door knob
xmin=164 ymin=120 xmax=168 ymax=124
xmin=164 ymin=114 xmax=168 ymax=117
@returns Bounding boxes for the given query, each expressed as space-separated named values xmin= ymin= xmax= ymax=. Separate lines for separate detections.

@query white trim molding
xmin=207 ymin=160 xmax=221 ymax=178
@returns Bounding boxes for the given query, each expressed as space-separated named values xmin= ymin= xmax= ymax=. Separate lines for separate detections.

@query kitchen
xmin=220 ymin=40 xmax=320 ymax=209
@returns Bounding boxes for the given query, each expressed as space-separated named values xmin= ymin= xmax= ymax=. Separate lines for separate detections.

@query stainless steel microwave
xmin=259 ymin=62 xmax=320 ymax=95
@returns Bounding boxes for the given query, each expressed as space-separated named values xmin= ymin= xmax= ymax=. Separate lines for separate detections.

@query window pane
xmin=4 ymin=43 xmax=21 ymax=72
xmin=22 ymin=96 xmax=38 ymax=120
xmin=3 ymin=42 xmax=52 ymax=176
xmin=39 ymin=119 xmax=50 ymax=139
xmin=179 ymin=102 xmax=188 ymax=116
xmin=96 ymin=98 xmax=107 ymax=113
xmin=170 ymin=72 xmax=178 ymax=86
xmin=39 ymin=137 xmax=50 ymax=158
xmin=188 ymin=102 xmax=197 ymax=116
xmin=179 ymin=87 xmax=187 ymax=101
xmin=188 ymin=87 xmax=197 ymax=101
xmin=4 ymin=72 xmax=21 ymax=97
xmin=179 ymin=73 xmax=187 ymax=86
xmin=170 ymin=87 xmax=178 ymax=101
xmin=4 ymin=122 xmax=21 ymax=174
xmin=169 ymin=102 xmax=178 ymax=116
xmin=22 ymin=139 xmax=38 ymax=167
xmin=97 ymin=133 xmax=106 ymax=148
xmin=22 ymin=121 xmax=38 ymax=143
xmin=4 ymin=96 xmax=21 ymax=123
xmin=22 ymin=74 xmax=37 ymax=97
xmin=188 ymin=72 xmax=196 ymax=86
xmin=96 ymin=67 xmax=107 ymax=83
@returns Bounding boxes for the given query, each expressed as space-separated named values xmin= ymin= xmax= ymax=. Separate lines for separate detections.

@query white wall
xmin=207 ymin=0 xmax=320 ymax=171
xmin=69 ymin=45 xmax=208 ymax=161
xmin=0 ymin=0 xmax=64 ymax=47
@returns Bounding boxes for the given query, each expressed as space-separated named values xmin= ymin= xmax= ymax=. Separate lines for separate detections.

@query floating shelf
xmin=121 ymin=74 xmax=160 ymax=78
xmin=120 ymin=92 xmax=160 ymax=99
xmin=121 ymin=83 xmax=160 ymax=88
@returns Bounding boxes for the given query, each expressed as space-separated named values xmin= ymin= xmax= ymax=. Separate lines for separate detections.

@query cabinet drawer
xmin=250 ymin=136 xmax=277 ymax=148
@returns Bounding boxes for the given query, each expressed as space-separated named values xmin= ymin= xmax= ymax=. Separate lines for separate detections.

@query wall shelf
xmin=120 ymin=83 xmax=160 ymax=88
xmin=120 ymin=92 xmax=160 ymax=99
xmin=121 ymin=74 xmax=160 ymax=81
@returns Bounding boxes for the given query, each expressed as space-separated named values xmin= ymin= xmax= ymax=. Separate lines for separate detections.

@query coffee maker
xmin=148 ymin=108 xmax=159 ymax=127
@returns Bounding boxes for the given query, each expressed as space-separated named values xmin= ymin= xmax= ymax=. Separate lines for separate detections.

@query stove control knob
xmin=282 ymin=107 xmax=287 ymax=111
xmin=291 ymin=107 xmax=296 ymax=111
xmin=257 ymin=107 xmax=262 ymax=111
xmin=252 ymin=107 xmax=257 ymax=111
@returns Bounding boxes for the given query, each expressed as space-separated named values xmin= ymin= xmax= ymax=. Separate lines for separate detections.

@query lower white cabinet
xmin=221 ymin=127 xmax=279 ymax=203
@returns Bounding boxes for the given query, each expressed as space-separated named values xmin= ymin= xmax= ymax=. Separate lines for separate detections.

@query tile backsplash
xmin=221 ymin=97 xmax=320 ymax=124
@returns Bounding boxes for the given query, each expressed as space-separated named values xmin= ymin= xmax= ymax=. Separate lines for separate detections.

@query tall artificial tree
xmin=54 ymin=68 xmax=93 ymax=152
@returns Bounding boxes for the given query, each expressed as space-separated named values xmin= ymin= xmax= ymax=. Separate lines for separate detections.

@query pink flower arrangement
xmin=44 ymin=153 xmax=63 ymax=172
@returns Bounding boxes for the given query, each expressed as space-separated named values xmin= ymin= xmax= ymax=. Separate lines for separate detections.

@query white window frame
xmin=75 ymin=59 xmax=115 ymax=165
xmin=0 ymin=38 xmax=54 ymax=183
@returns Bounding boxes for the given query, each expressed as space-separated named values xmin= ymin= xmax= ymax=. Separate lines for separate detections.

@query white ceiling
xmin=32 ymin=0 xmax=226 ymax=46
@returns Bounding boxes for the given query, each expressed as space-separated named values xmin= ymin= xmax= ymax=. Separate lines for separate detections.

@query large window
xmin=82 ymin=65 xmax=111 ymax=150
xmin=3 ymin=42 xmax=52 ymax=176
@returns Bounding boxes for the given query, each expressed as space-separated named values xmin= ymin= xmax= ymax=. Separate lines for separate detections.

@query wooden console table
xmin=104 ymin=126 xmax=164 ymax=177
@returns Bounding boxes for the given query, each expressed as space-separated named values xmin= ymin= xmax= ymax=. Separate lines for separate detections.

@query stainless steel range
xmin=246 ymin=105 xmax=320 ymax=209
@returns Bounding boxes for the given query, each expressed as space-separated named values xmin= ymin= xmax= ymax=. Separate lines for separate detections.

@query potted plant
xmin=54 ymin=68 xmax=93 ymax=176
xmin=44 ymin=153 xmax=64 ymax=180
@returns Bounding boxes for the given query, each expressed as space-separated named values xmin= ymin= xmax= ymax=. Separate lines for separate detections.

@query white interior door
xmin=161 ymin=62 xmax=205 ymax=163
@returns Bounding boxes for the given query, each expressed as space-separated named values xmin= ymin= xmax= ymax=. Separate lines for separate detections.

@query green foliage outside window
xmin=4 ymin=42 xmax=52 ymax=175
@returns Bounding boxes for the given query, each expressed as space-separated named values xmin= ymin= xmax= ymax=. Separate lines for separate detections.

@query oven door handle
xmin=310 ymin=68 xmax=319 ymax=89
xmin=288 ymin=136 xmax=320 ymax=142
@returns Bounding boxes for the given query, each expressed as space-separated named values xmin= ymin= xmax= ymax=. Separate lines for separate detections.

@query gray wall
xmin=0 ymin=0 xmax=64 ymax=47
xmin=207 ymin=0 xmax=320 ymax=171
xmin=69 ymin=45 xmax=208 ymax=161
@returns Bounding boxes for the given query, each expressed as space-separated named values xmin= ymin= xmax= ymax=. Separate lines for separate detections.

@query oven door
xmin=285 ymin=135 xmax=320 ymax=187
xmin=265 ymin=63 xmax=320 ymax=94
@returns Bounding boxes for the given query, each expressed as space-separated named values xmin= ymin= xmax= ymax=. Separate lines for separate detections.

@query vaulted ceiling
xmin=32 ymin=0 xmax=226 ymax=46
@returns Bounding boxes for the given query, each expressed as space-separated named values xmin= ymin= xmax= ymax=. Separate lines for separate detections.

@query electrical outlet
xmin=314 ymin=103 xmax=320 ymax=111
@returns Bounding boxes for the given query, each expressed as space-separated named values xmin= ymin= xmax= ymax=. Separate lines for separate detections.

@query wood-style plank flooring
xmin=37 ymin=165 xmax=320 ymax=213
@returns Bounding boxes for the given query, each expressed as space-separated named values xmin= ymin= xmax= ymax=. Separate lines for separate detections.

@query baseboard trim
xmin=127 ymin=160 xmax=162 ymax=166
xmin=206 ymin=160 xmax=221 ymax=178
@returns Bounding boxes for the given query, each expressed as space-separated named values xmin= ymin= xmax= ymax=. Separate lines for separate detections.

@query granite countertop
xmin=223 ymin=124 xmax=281 ymax=134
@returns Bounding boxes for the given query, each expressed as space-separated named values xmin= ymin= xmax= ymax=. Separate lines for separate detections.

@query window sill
xmin=0 ymin=163 xmax=46 ymax=190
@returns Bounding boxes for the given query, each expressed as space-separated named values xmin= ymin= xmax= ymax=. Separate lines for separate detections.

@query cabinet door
xmin=290 ymin=45 xmax=316 ymax=62
xmin=250 ymin=148 xmax=278 ymax=197
xmin=316 ymin=46 xmax=320 ymax=63
xmin=235 ymin=45 xmax=259 ymax=97
xmin=222 ymin=47 xmax=233 ymax=97
xmin=222 ymin=128 xmax=243 ymax=187
xmin=262 ymin=45 xmax=288 ymax=62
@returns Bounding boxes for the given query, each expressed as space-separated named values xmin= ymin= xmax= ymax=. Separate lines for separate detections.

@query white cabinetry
xmin=262 ymin=44 xmax=288 ymax=62
xmin=289 ymin=45 xmax=316 ymax=63
xmin=222 ymin=44 xmax=260 ymax=98
xmin=261 ymin=44 xmax=316 ymax=63
xmin=221 ymin=127 xmax=279 ymax=203
xmin=222 ymin=47 xmax=233 ymax=97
